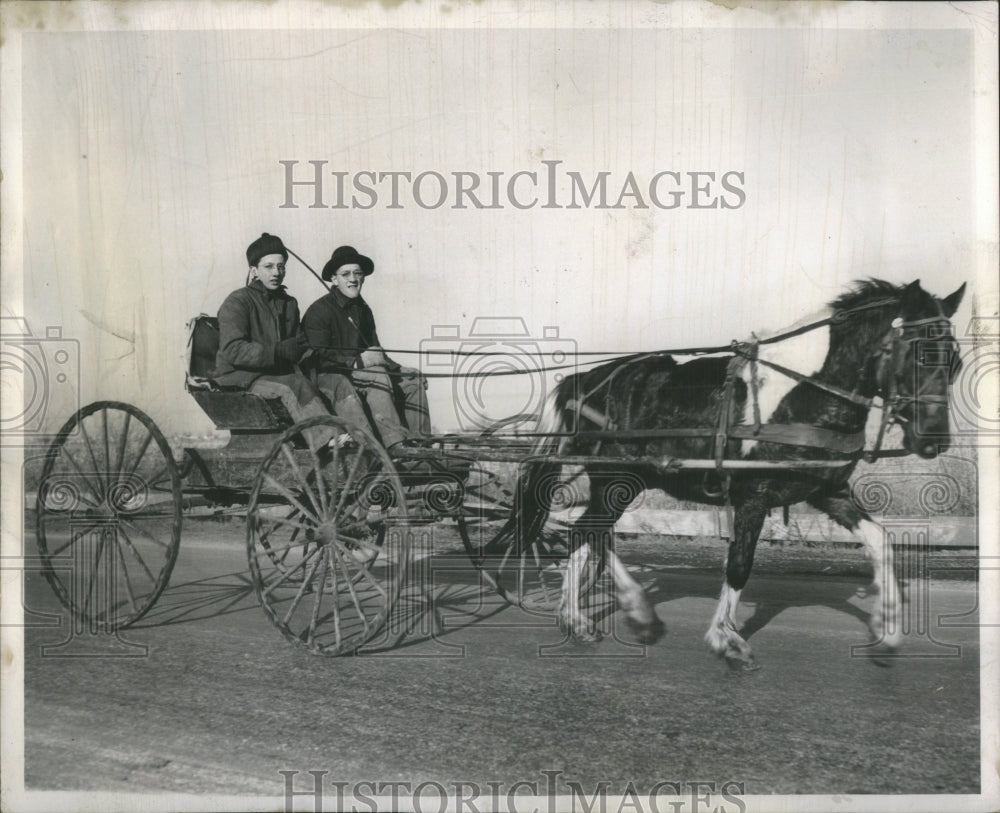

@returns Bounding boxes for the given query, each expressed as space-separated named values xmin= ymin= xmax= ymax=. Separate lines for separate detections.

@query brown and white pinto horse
xmin=499 ymin=279 xmax=965 ymax=668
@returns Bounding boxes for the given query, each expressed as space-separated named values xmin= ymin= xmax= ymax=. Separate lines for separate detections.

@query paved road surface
xmin=19 ymin=518 xmax=981 ymax=803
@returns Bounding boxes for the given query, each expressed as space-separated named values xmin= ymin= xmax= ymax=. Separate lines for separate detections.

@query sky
xmin=5 ymin=9 xmax=993 ymax=436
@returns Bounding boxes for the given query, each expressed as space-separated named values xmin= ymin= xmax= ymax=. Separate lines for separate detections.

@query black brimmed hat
xmin=246 ymin=233 xmax=288 ymax=267
xmin=322 ymin=245 xmax=374 ymax=281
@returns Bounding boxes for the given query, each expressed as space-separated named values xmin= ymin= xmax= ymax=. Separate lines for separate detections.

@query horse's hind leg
xmin=809 ymin=490 xmax=901 ymax=651
xmin=705 ymin=501 xmax=765 ymax=669
xmin=607 ymin=549 xmax=665 ymax=644
xmin=559 ymin=542 xmax=601 ymax=641
xmin=557 ymin=473 xmax=626 ymax=642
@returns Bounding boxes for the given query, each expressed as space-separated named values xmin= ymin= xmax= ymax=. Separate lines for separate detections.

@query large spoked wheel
xmin=35 ymin=401 xmax=182 ymax=630
xmin=247 ymin=416 xmax=409 ymax=655
xmin=457 ymin=418 xmax=603 ymax=614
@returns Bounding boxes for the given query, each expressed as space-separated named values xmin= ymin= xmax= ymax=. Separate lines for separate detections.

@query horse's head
xmin=873 ymin=279 xmax=965 ymax=459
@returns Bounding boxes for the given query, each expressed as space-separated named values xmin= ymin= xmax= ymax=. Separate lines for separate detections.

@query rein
xmin=566 ymin=301 xmax=951 ymax=470
xmin=571 ymin=297 xmax=900 ymax=436
xmin=288 ymin=245 xmax=950 ymax=462
xmin=297 ymin=298 xmax=904 ymax=374
xmin=730 ymin=344 xmax=875 ymax=410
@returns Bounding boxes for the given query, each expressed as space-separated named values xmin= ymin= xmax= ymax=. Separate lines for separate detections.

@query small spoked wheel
xmin=460 ymin=516 xmax=605 ymax=615
xmin=247 ymin=416 xmax=409 ymax=655
xmin=458 ymin=427 xmax=603 ymax=614
xmin=35 ymin=401 xmax=182 ymax=630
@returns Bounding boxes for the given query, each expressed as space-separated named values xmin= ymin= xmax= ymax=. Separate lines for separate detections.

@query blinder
xmin=871 ymin=315 xmax=959 ymax=421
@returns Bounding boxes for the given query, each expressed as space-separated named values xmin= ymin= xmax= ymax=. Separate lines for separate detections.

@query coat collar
xmin=329 ymin=287 xmax=365 ymax=311
xmin=248 ymin=279 xmax=288 ymax=300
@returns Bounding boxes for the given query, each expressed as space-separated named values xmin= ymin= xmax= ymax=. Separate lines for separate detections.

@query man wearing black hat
xmin=302 ymin=245 xmax=429 ymax=452
xmin=213 ymin=233 xmax=337 ymax=450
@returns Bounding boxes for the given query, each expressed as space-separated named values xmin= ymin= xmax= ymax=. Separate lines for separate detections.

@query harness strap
xmin=734 ymin=348 xmax=875 ymax=410
xmin=865 ymin=329 xmax=903 ymax=462
xmin=744 ymin=337 xmax=763 ymax=433
xmin=715 ymin=357 xmax=743 ymax=503
xmin=728 ymin=423 xmax=866 ymax=453
xmin=566 ymin=424 xmax=865 ymax=451
xmin=566 ymin=399 xmax=617 ymax=430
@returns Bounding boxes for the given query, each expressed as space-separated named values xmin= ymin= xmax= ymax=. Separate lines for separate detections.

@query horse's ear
xmin=941 ymin=282 xmax=966 ymax=317
xmin=901 ymin=279 xmax=923 ymax=316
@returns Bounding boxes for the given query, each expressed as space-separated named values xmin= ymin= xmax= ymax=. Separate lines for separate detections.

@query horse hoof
xmin=626 ymin=615 xmax=665 ymax=644
xmin=559 ymin=616 xmax=601 ymax=643
xmin=717 ymin=643 xmax=759 ymax=671
xmin=724 ymin=652 xmax=761 ymax=672
xmin=859 ymin=637 xmax=899 ymax=666
xmin=877 ymin=631 xmax=902 ymax=652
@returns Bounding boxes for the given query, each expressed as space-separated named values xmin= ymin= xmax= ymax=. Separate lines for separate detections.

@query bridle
xmin=867 ymin=313 xmax=959 ymax=461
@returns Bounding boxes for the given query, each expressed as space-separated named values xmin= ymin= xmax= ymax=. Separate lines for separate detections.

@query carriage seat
xmin=186 ymin=315 xmax=294 ymax=431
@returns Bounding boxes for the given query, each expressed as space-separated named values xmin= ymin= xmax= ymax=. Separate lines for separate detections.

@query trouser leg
xmin=249 ymin=374 xmax=335 ymax=450
xmin=352 ymin=369 xmax=409 ymax=448
xmin=395 ymin=372 xmax=431 ymax=435
xmin=314 ymin=373 xmax=376 ymax=438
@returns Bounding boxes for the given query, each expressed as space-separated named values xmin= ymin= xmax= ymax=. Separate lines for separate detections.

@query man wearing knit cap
xmin=302 ymin=245 xmax=429 ymax=453
xmin=213 ymin=233 xmax=336 ymax=450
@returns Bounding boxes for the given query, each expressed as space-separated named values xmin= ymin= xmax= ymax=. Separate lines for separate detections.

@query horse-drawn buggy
xmin=33 ymin=278 xmax=966 ymax=667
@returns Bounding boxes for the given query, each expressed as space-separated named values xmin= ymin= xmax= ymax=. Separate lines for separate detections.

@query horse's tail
xmin=491 ymin=389 xmax=569 ymax=551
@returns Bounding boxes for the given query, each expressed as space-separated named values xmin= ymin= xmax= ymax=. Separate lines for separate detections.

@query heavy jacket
xmin=302 ymin=288 xmax=398 ymax=374
xmin=213 ymin=281 xmax=302 ymax=388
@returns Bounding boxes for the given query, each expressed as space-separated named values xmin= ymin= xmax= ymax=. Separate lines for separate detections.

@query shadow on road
xmin=576 ymin=558 xmax=877 ymax=646
xmin=359 ymin=560 xmax=515 ymax=654
xmin=131 ymin=571 xmax=257 ymax=628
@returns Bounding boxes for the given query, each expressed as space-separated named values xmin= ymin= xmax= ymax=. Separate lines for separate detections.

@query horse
xmin=498 ymin=278 xmax=965 ymax=669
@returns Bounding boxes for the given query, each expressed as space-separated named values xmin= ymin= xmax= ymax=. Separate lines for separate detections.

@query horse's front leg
xmin=857 ymin=519 xmax=902 ymax=649
xmin=810 ymin=492 xmax=902 ymax=651
xmin=558 ymin=542 xmax=600 ymax=641
xmin=705 ymin=502 xmax=765 ymax=669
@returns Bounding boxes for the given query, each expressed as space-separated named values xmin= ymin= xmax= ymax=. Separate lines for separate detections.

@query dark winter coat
xmin=302 ymin=288 xmax=398 ymax=374
xmin=212 ymin=281 xmax=302 ymax=388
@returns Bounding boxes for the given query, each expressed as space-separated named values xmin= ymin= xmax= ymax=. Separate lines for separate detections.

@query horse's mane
xmin=828 ymin=278 xmax=903 ymax=314
xmin=820 ymin=278 xmax=909 ymax=382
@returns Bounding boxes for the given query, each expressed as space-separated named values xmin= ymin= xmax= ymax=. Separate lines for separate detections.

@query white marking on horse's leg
xmin=704 ymin=583 xmax=755 ymax=663
xmin=705 ymin=583 xmax=740 ymax=653
xmin=608 ymin=550 xmax=653 ymax=624
xmin=858 ymin=519 xmax=902 ymax=649
xmin=559 ymin=543 xmax=597 ymax=640
xmin=608 ymin=550 xmax=664 ymax=643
